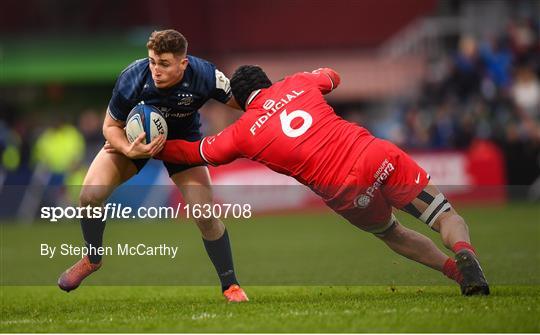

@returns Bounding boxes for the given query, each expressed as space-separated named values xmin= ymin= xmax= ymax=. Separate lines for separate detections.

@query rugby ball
xmin=125 ymin=104 xmax=168 ymax=144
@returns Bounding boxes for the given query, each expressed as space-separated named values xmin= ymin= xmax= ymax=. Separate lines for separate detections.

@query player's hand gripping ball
xmin=125 ymin=104 xmax=168 ymax=144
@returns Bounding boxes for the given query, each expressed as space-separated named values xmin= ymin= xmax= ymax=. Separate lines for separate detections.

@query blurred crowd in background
xmin=1 ymin=0 xmax=539 ymax=200
xmin=363 ymin=17 xmax=540 ymax=189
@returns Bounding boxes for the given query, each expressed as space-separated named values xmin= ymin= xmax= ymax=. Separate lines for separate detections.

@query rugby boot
xmin=455 ymin=250 xmax=490 ymax=296
xmin=58 ymin=256 xmax=101 ymax=292
xmin=223 ymin=284 xmax=249 ymax=302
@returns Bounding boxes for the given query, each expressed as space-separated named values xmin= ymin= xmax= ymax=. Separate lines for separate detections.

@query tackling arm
xmin=155 ymin=139 xmax=205 ymax=165
xmin=157 ymin=125 xmax=242 ymax=166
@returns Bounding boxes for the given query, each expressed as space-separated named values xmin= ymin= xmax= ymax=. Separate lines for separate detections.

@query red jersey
xmin=158 ymin=68 xmax=430 ymax=230
xmin=159 ymin=69 xmax=375 ymax=200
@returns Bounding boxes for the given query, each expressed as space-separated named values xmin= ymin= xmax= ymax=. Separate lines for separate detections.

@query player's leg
xmin=170 ymin=166 xmax=248 ymax=302
xmin=400 ymin=182 xmax=489 ymax=295
xmin=58 ymin=148 xmax=140 ymax=292
xmin=170 ymin=166 xmax=225 ymax=240
xmin=327 ymin=139 xmax=455 ymax=285
xmin=335 ymin=195 xmax=460 ymax=285
xmin=402 ymin=182 xmax=474 ymax=249
xmin=352 ymin=138 xmax=476 ymax=293
xmin=373 ymin=214 xmax=452 ymax=272
xmin=369 ymin=138 xmax=489 ymax=295
xmin=79 ymin=148 xmax=139 ymax=260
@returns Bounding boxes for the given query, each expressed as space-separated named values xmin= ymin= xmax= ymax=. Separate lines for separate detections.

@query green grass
xmin=1 ymin=202 xmax=539 ymax=332
xmin=1 ymin=286 xmax=539 ymax=332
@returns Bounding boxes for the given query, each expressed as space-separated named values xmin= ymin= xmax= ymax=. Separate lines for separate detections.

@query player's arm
xmin=156 ymin=125 xmax=241 ymax=166
xmin=154 ymin=139 xmax=204 ymax=165
xmin=103 ymin=109 xmax=164 ymax=159
xmin=105 ymin=73 xmax=165 ymax=159
xmin=304 ymin=68 xmax=341 ymax=94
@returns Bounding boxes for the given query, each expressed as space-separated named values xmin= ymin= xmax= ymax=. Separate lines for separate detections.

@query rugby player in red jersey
xmin=153 ymin=65 xmax=490 ymax=295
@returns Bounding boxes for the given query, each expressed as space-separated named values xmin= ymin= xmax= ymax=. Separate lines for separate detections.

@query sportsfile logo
xmin=354 ymin=159 xmax=395 ymax=209
xmin=40 ymin=202 xmax=252 ymax=222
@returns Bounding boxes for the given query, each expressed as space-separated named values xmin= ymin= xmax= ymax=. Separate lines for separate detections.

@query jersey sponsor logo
xmin=159 ymin=107 xmax=196 ymax=119
xmin=250 ymin=89 xmax=305 ymax=135
xmin=354 ymin=159 xmax=395 ymax=209
xmin=164 ymin=111 xmax=196 ymax=118
xmin=139 ymin=105 xmax=195 ymax=119
xmin=263 ymin=99 xmax=276 ymax=110
xmin=354 ymin=194 xmax=372 ymax=209
xmin=262 ymin=90 xmax=304 ymax=112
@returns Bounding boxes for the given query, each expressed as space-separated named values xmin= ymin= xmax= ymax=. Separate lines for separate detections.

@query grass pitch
xmin=1 ymin=202 xmax=539 ymax=332
xmin=1 ymin=286 xmax=539 ymax=332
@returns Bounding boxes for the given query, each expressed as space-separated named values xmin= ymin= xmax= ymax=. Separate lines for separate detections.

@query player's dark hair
xmin=146 ymin=29 xmax=188 ymax=56
xmin=230 ymin=65 xmax=272 ymax=110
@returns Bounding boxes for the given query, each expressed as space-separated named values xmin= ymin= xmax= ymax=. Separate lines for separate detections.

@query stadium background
xmin=0 ymin=0 xmax=539 ymax=332
xmin=1 ymin=0 xmax=539 ymax=210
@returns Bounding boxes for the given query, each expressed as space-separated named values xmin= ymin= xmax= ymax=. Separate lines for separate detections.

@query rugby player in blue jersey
xmin=58 ymin=29 xmax=248 ymax=302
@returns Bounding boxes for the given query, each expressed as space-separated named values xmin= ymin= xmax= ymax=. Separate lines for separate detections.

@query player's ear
xmin=178 ymin=56 xmax=189 ymax=70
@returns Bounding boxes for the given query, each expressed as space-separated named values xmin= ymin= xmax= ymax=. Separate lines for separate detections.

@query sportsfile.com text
xmin=40 ymin=202 xmax=252 ymax=222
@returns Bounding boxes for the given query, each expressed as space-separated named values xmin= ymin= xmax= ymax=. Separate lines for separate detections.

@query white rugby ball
xmin=125 ymin=104 xmax=168 ymax=144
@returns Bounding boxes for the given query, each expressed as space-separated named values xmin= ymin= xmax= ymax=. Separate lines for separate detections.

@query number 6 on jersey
xmin=279 ymin=109 xmax=313 ymax=138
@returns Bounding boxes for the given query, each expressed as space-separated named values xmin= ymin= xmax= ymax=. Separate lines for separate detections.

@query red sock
xmin=452 ymin=241 xmax=476 ymax=255
xmin=442 ymin=257 xmax=463 ymax=284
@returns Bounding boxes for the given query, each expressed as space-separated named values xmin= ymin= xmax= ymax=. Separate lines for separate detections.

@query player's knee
xmin=433 ymin=211 xmax=468 ymax=233
xmin=410 ymin=192 xmax=453 ymax=231
xmin=372 ymin=214 xmax=399 ymax=239
xmin=79 ymin=188 xmax=107 ymax=207
xmin=194 ymin=216 xmax=220 ymax=232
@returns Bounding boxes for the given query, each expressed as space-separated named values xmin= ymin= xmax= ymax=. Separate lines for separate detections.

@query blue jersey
xmin=108 ymin=55 xmax=232 ymax=139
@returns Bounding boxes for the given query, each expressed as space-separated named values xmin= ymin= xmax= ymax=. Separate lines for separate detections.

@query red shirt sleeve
xmin=155 ymin=139 xmax=204 ymax=165
xmin=156 ymin=123 xmax=242 ymax=166
xmin=200 ymin=126 xmax=242 ymax=165
xmin=298 ymin=68 xmax=341 ymax=94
